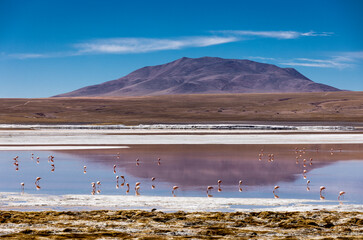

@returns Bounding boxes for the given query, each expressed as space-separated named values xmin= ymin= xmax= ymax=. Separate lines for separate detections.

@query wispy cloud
xmin=212 ymin=30 xmax=333 ymax=39
xmin=7 ymin=53 xmax=48 ymax=59
xmin=4 ymin=30 xmax=333 ymax=60
xmin=75 ymin=36 xmax=238 ymax=54
xmin=281 ymin=58 xmax=353 ymax=69
xmin=249 ymin=51 xmax=363 ymax=69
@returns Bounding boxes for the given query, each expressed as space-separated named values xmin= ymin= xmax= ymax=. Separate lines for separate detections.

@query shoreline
xmin=1 ymin=192 xmax=362 ymax=213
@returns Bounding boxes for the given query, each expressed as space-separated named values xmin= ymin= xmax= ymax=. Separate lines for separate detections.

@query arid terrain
xmin=55 ymin=57 xmax=340 ymax=97
xmin=0 ymin=91 xmax=362 ymax=125
xmin=0 ymin=210 xmax=362 ymax=239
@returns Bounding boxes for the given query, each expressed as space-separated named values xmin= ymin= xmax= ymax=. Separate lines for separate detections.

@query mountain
xmin=54 ymin=57 xmax=340 ymax=97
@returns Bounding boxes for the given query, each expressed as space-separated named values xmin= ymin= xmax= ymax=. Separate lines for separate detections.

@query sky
xmin=0 ymin=0 xmax=362 ymax=98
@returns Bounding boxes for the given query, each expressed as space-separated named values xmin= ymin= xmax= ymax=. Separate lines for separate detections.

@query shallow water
xmin=0 ymin=144 xmax=362 ymax=204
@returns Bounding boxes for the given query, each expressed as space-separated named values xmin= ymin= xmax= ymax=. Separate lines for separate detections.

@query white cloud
xmin=212 ymin=30 xmax=333 ymax=39
xmin=7 ymin=53 xmax=48 ymax=59
xmin=4 ymin=30 xmax=336 ymax=60
xmin=75 ymin=36 xmax=239 ymax=54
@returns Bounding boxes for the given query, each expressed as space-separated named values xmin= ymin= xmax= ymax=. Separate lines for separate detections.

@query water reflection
xmin=0 ymin=144 xmax=362 ymax=202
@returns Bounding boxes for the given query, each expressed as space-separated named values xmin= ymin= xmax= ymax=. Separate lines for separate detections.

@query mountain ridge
xmin=55 ymin=57 xmax=340 ymax=97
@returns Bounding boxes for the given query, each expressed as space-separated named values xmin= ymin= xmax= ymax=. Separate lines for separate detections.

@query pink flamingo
xmin=116 ymin=176 xmax=119 ymax=189
xmin=91 ymin=182 xmax=96 ymax=195
xmin=239 ymin=180 xmax=243 ymax=192
xmin=113 ymin=165 xmax=116 ymax=174
xmin=120 ymin=176 xmax=125 ymax=186
xmin=338 ymin=191 xmax=346 ymax=201
xmin=96 ymin=181 xmax=101 ymax=194
xmin=126 ymin=183 xmax=130 ymax=194
xmin=83 ymin=166 xmax=87 ymax=174
xmin=306 ymin=180 xmax=310 ymax=191
xmin=172 ymin=186 xmax=179 ymax=197
xmin=135 ymin=182 xmax=141 ymax=195
xmin=320 ymin=186 xmax=326 ymax=200
xmin=207 ymin=186 xmax=214 ymax=197
xmin=217 ymin=180 xmax=222 ymax=192
xmin=273 ymin=185 xmax=280 ymax=199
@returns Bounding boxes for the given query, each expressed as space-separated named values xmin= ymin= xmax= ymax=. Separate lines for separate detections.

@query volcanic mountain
xmin=55 ymin=57 xmax=340 ymax=97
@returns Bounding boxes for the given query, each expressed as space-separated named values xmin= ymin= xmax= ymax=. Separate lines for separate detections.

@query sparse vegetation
xmin=0 ymin=210 xmax=362 ymax=239
xmin=0 ymin=91 xmax=362 ymax=125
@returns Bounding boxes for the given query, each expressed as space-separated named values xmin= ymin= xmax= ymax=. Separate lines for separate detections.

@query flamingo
xmin=239 ymin=180 xmax=243 ymax=192
xmin=320 ymin=186 xmax=326 ymax=200
xmin=151 ymin=177 xmax=156 ymax=181
xmin=157 ymin=158 xmax=161 ymax=166
xmin=207 ymin=186 xmax=213 ymax=195
xmin=306 ymin=180 xmax=310 ymax=191
xmin=273 ymin=185 xmax=280 ymax=198
xmin=35 ymin=177 xmax=41 ymax=185
xmin=20 ymin=182 xmax=24 ymax=193
xmin=126 ymin=183 xmax=130 ymax=194
xmin=51 ymin=164 xmax=55 ymax=172
xmin=91 ymin=182 xmax=96 ymax=195
xmin=83 ymin=166 xmax=87 ymax=174
xmin=96 ymin=181 xmax=101 ymax=194
xmin=113 ymin=165 xmax=116 ymax=174
xmin=116 ymin=176 xmax=119 ymax=189
xmin=338 ymin=191 xmax=346 ymax=201
xmin=217 ymin=180 xmax=222 ymax=192
xmin=135 ymin=182 xmax=141 ymax=195
xmin=120 ymin=176 xmax=125 ymax=186
xmin=172 ymin=186 xmax=179 ymax=196
xmin=136 ymin=158 xmax=140 ymax=166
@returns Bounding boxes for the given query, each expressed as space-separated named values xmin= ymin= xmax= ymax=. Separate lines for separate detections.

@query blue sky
xmin=0 ymin=0 xmax=362 ymax=97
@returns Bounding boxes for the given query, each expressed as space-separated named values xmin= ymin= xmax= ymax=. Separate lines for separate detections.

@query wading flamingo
xmin=207 ymin=186 xmax=214 ymax=197
xmin=135 ymin=182 xmax=141 ymax=195
xmin=126 ymin=183 xmax=130 ymax=194
xmin=96 ymin=181 xmax=101 ymax=194
xmin=172 ymin=186 xmax=179 ymax=197
xmin=113 ymin=165 xmax=116 ymax=174
xmin=320 ymin=186 xmax=326 ymax=200
xmin=239 ymin=180 xmax=243 ymax=192
xmin=136 ymin=159 xmax=140 ymax=166
xmin=273 ymin=185 xmax=280 ymax=199
xmin=217 ymin=180 xmax=222 ymax=192
xmin=338 ymin=191 xmax=346 ymax=201
xmin=91 ymin=182 xmax=96 ymax=195
xmin=306 ymin=180 xmax=310 ymax=191
xmin=20 ymin=182 xmax=24 ymax=193
xmin=116 ymin=176 xmax=119 ymax=189
xmin=120 ymin=176 xmax=125 ymax=186
xmin=83 ymin=166 xmax=87 ymax=174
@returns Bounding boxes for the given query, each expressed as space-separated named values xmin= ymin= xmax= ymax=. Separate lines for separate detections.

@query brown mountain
xmin=54 ymin=57 xmax=340 ymax=97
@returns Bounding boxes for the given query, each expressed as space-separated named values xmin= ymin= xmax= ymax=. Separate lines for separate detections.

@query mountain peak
xmin=55 ymin=57 xmax=340 ymax=97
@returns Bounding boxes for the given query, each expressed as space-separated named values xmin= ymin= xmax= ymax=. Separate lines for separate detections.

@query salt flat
xmin=0 ymin=129 xmax=362 ymax=149
xmin=1 ymin=192 xmax=361 ymax=212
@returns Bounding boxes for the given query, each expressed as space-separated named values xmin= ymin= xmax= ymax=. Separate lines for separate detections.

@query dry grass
xmin=0 ymin=91 xmax=362 ymax=125
xmin=0 ymin=210 xmax=362 ymax=239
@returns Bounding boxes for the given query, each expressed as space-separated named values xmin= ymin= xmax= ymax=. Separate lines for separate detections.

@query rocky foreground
xmin=0 ymin=210 xmax=362 ymax=239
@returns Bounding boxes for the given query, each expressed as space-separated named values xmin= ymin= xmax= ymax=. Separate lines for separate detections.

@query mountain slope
xmin=55 ymin=57 xmax=340 ymax=97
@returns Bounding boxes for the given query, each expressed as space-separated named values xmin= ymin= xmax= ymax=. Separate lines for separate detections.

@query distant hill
xmin=55 ymin=57 xmax=340 ymax=97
